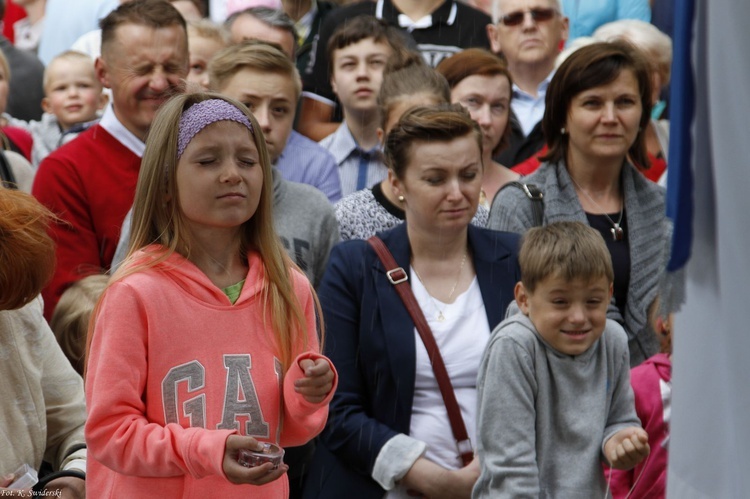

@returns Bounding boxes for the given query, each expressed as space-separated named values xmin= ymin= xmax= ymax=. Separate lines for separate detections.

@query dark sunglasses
xmin=500 ymin=7 xmax=557 ymax=26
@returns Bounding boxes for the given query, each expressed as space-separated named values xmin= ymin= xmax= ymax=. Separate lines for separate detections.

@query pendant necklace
xmin=412 ymin=252 xmax=468 ymax=322
xmin=570 ymin=176 xmax=625 ymax=241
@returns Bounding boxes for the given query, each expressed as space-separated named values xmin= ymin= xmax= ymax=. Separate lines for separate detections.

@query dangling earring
xmin=398 ymin=195 xmax=405 ymax=202
xmin=560 ymin=127 xmax=566 ymax=135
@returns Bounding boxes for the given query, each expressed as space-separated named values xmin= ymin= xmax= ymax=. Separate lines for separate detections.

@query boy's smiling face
xmin=515 ymin=274 xmax=612 ymax=356
xmin=43 ymin=57 xmax=106 ymax=131
xmin=330 ymin=37 xmax=392 ymax=117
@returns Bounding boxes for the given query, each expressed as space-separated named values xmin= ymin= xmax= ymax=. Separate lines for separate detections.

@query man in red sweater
xmin=32 ymin=0 xmax=189 ymax=319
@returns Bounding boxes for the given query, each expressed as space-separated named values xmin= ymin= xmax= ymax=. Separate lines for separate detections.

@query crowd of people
xmin=1 ymin=0 xmax=677 ymax=497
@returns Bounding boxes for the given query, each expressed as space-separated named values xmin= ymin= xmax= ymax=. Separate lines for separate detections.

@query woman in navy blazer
xmin=303 ymin=105 xmax=521 ymax=499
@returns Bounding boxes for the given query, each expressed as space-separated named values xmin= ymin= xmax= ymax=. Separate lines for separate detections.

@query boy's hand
xmin=295 ymin=358 xmax=334 ymax=403
xmin=223 ymin=435 xmax=288 ymax=486
xmin=605 ymin=427 xmax=650 ymax=470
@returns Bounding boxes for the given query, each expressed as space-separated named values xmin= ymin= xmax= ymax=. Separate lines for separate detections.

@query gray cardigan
xmin=488 ymin=161 xmax=669 ymax=365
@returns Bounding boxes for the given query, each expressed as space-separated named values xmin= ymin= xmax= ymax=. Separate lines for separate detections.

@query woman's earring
xmin=398 ymin=195 xmax=405 ymax=202
xmin=560 ymin=127 xmax=566 ymax=135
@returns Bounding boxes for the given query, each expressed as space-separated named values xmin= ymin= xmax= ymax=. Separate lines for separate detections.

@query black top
xmin=0 ymin=36 xmax=45 ymax=121
xmin=494 ymin=111 xmax=546 ymax=167
xmin=302 ymin=0 xmax=492 ymax=103
xmin=586 ymin=211 xmax=631 ymax=318
xmin=371 ymin=181 xmax=405 ymax=219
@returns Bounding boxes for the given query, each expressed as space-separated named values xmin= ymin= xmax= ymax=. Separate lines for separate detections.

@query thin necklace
xmin=412 ymin=252 xmax=468 ymax=322
xmin=569 ymin=176 xmax=625 ymax=241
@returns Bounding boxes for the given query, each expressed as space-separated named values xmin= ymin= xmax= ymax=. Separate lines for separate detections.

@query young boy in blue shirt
xmin=474 ymin=221 xmax=650 ymax=497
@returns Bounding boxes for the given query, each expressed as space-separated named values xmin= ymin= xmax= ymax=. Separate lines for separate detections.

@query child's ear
xmin=97 ymin=92 xmax=109 ymax=111
xmin=608 ymin=282 xmax=614 ymax=301
xmin=514 ymin=281 xmax=531 ymax=315
xmin=41 ymin=97 xmax=52 ymax=115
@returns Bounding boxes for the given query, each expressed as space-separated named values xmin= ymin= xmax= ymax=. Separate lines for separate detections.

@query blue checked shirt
xmin=276 ymin=130 xmax=343 ymax=203
xmin=319 ymin=122 xmax=388 ymax=197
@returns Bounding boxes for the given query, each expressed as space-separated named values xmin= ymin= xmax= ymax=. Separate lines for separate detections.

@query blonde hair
xmin=519 ymin=221 xmax=614 ymax=292
xmin=106 ymin=92 xmax=313 ymax=371
xmin=593 ymin=19 xmax=673 ymax=87
xmin=50 ymin=274 xmax=109 ymax=375
xmin=43 ymin=50 xmax=100 ymax=93
xmin=208 ymin=40 xmax=301 ymax=100
xmin=188 ymin=18 xmax=230 ymax=46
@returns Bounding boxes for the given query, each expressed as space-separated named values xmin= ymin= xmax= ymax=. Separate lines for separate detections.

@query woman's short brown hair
xmin=541 ymin=40 xmax=652 ymax=168
xmin=0 ymin=189 xmax=56 ymax=310
xmin=384 ymin=103 xmax=482 ymax=180
xmin=436 ymin=48 xmax=513 ymax=155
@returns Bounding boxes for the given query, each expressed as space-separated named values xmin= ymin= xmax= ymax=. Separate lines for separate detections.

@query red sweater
xmin=32 ymin=125 xmax=140 ymax=319
xmin=85 ymin=248 xmax=336 ymax=498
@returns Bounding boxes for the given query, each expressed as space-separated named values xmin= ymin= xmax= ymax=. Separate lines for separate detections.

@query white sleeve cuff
xmin=62 ymin=457 xmax=86 ymax=474
xmin=372 ymin=434 xmax=427 ymax=490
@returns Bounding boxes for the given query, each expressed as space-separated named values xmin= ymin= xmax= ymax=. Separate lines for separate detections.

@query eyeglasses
xmin=499 ymin=7 xmax=557 ymax=27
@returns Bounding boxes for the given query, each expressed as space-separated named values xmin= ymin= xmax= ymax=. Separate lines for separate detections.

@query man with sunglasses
xmin=487 ymin=0 xmax=568 ymax=167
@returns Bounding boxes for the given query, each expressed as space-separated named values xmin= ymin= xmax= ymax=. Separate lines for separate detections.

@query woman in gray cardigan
xmin=488 ymin=41 xmax=670 ymax=367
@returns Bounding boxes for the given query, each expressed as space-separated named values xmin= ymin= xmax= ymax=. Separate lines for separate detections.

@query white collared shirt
xmin=98 ymin=104 xmax=146 ymax=158
xmin=511 ymin=73 xmax=553 ymax=137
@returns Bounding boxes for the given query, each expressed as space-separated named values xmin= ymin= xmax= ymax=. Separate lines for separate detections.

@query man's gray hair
xmin=224 ymin=6 xmax=298 ymax=46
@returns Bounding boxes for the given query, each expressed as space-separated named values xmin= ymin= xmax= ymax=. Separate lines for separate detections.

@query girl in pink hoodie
xmin=85 ymin=93 xmax=337 ymax=499
xmin=607 ymin=307 xmax=673 ymax=498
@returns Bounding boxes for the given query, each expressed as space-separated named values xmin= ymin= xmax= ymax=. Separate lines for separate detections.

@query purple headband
xmin=177 ymin=99 xmax=254 ymax=158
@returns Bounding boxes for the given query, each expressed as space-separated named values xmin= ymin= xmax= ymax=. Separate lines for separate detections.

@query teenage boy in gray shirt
xmin=473 ymin=221 xmax=649 ymax=498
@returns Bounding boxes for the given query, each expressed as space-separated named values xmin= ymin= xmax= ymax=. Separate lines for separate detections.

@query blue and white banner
xmin=667 ymin=0 xmax=750 ymax=496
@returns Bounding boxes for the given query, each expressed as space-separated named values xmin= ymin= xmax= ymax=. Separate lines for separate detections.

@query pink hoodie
xmin=607 ymin=353 xmax=671 ymax=498
xmin=85 ymin=247 xmax=336 ymax=498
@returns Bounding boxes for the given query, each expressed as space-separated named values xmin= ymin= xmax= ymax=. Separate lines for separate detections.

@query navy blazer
xmin=303 ymin=223 xmax=520 ymax=499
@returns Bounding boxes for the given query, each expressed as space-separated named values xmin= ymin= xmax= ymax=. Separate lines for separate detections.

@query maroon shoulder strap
xmin=367 ymin=236 xmax=473 ymax=466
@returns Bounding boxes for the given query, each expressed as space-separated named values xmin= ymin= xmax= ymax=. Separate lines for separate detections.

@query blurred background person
xmin=0 ymin=188 xmax=86 ymax=498
xmin=437 ymin=47 xmax=519 ymax=208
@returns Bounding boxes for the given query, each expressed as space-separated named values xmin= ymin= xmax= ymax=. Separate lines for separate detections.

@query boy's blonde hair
xmin=187 ymin=18 xmax=230 ymax=46
xmin=50 ymin=274 xmax=109 ymax=375
xmin=43 ymin=50 xmax=100 ymax=93
xmin=101 ymin=91 xmax=314 ymax=372
xmin=519 ymin=221 xmax=614 ymax=292
xmin=208 ymin=40 xmax=301 ymax=100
